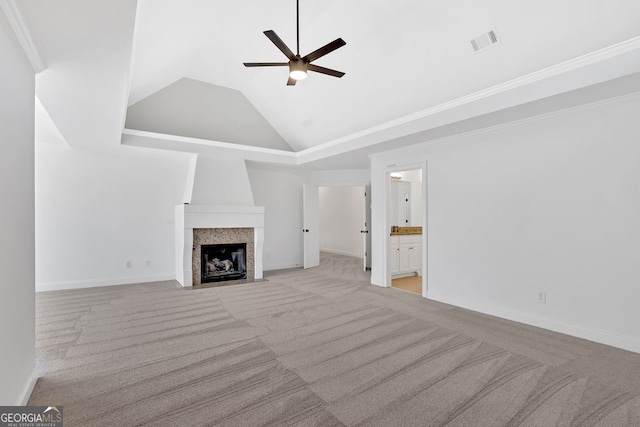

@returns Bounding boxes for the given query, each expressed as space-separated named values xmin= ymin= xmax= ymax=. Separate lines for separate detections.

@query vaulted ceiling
xmin=16 ymin=0 xmax=640 ymax=169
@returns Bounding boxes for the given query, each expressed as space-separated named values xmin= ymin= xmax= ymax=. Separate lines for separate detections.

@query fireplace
xmin=191 ymin=227 xmax=255 ymax=287
xmin=201 ymin=243 xmax=247 ymax=283
xmin=175 ymin=205 xmax=264 ymax=288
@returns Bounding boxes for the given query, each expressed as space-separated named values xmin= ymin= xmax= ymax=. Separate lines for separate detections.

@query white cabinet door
xmin=408 ymin=246 xmax=421 ymax=272
xmin=391 ymin=235 xmax=422 ymax=278
xmin=398 ymin=246 xmax=410 ymax=271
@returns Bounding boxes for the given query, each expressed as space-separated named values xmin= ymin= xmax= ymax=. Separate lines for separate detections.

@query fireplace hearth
xmin=201 ymin=243 xmax=247 ymax=283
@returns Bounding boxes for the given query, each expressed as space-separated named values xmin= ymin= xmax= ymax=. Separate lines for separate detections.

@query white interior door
xmin=363 ymin=185 xmax=372 ymax=271
xmin=303 ymin=184 xmax=320 ymax=269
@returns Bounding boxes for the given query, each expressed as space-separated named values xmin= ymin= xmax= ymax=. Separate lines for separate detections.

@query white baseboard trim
xmin=263 ymin=263 xmax=303 ymax=271
xmin=427 ymin=291 xmax=640 ymax=354
xmin=320 ymin=248 xmax=363 ymax=259
xmin=178 ymin=269 xmax=192 ymax=288
xmin=36 ymin=274 xmax=175 ymax=292
xmin=17 ymin=365 xmax=38 ymax=406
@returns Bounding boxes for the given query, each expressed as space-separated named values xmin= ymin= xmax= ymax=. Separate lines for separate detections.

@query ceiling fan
xmin=243 ymin=0 xmax=346 ymax=86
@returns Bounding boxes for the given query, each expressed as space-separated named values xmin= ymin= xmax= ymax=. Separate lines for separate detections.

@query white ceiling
xmin=16 ymin=0 xmax=640 ymax=167
xmin=128 ymin=0 xmax=640 ymax=151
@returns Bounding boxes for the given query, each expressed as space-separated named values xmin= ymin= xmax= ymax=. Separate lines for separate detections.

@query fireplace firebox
xmin=201 ymin=243 xmax=247 ymax=283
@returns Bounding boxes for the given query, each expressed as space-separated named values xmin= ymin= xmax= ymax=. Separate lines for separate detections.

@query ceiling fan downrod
xmin=296 ymin=0 xmax=300 ymax=56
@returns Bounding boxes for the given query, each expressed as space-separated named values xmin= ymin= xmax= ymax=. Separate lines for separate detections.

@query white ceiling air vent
xmin=470 ymin=29 xmax=499 ymax=52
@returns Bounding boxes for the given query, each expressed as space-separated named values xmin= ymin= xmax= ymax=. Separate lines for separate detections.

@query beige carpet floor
xmin=30 ymin=253 xmax=640 ymax=426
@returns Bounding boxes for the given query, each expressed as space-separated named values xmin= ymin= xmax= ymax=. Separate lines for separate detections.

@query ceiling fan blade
xmin=287 ymin=77 xmax=297 ymax=86
xmin=244 ymin=62 xmax=289 ymax=67
xmin=307 ymin=64 xmax=345 ymax=78
xmin=264 ymin=30 xmax=296 ymax=60
xmin=302 ymin=38 xmax=346 ymax=63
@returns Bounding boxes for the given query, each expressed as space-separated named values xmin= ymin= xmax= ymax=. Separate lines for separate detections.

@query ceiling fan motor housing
xmin=290 ymin=58 xmax=308 ymax=75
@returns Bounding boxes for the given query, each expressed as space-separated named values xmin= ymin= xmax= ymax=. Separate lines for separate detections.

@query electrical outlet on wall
xmin=538 ymin=292 xmax=547 ymax=304
xmin=145 ymin=259 xmax=151 ymax=268
xmin=126 ymin=260 xmax=132 ymax=269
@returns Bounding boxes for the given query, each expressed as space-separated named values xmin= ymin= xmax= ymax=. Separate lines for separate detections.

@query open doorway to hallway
xmin=319 ymin=185 xmax=366 ymax=261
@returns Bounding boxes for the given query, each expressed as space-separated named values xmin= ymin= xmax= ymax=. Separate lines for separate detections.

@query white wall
xmin=311 ymin=169 xmax=370 ymax=186
xmin=371 ymin=93 xmax=640 ymax=353
xmin=319 ymin=186 xmax=365 ymax=258
xmin=246 ymin=164 xmax=310 ymax=270
xmin=25 ymin=0 xmax=137 ymax=149
xmin=189 ymin=155 xmax=255 ymax=206
xmin=410 ymin=181 xmax=422 ymax=227
xmin=126 ymin=78 xmax=292 ymax=151
xmin=0 ymin=11 xmax=37 ymax=405
xmin=397 ymin=169 xmax=422 ymax=183
xmin=389 ymin=180 xmax=411 ymax=227
xmin=35 ymin=144 xmax=192 ymax=290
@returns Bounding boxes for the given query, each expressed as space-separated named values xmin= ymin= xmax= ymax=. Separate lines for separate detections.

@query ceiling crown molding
xmin=301 ymin=36 xmax=640 ymax=156
xmin=1 ymin=0 xmax=46 ymax=73
xmin=368 ymin=90 xmax=640 ymax=161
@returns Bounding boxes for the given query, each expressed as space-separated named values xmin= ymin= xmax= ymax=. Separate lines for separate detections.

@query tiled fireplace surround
xmin=175 ymin=205 xmax=265 ymax=287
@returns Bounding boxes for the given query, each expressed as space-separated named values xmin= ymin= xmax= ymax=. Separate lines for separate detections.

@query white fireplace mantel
xmin=175 ymin=204 xmax=265 ymax=287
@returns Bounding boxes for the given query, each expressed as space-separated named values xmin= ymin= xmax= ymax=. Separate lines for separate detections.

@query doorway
xmin=388 ymin=169 xmax=424 ymax=295
xmin=303 ymin=183 xmax=371 ymax=275
xmin=318 ymin=185 xmax=366 ymax=261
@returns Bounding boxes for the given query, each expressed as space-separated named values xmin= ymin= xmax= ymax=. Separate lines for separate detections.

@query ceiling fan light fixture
xmin=289 ymin=70 xmax=307 ymax=80
xmin=289 ymin=59 xmax=308 ymax=80
xmin=243 ymin=0 xmax=345 ymax=85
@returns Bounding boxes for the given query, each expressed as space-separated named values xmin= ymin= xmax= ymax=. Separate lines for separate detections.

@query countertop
xmin=390 ymin=226 xmax=422 ymax=236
